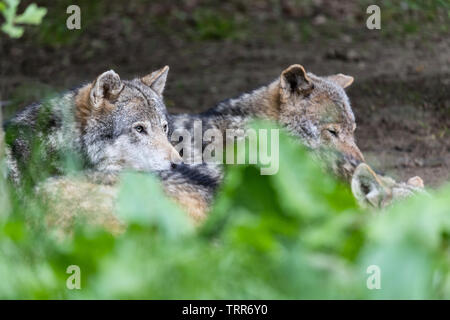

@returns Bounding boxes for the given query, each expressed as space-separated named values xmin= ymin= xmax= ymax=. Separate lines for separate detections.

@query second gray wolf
xmin=170 ymin=64 xmax=364 ymax=182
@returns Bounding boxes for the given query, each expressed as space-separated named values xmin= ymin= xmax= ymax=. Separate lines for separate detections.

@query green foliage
xmin=189 ymin=8 xmax=247 ymax=41
xmin=2 ymin=82 xmax=59 ymax=120
xmin=359 ymin=0 xmax=450 ymax=36
xmin=0 ymin=0 xmax=46 ymax=38
xmin=0 ymin=124 xmax=449 ymax=299
xmin=35 ymin=0 xmax=103 ymax=46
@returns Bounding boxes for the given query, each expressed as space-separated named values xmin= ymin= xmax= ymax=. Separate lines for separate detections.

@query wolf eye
xmin=327 ymin=129 xmax=338 ymax=137
xmin=163 ymin=123 xmax=168 ymax=134
xmin=134 ymin=125 xmax=145 ymax=134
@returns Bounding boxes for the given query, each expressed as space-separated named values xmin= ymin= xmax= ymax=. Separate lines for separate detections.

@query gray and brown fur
xmin=170 ymin=64 xmax=364 ymax=182
xmin=351 ymin=163 xmax=426 ymax=209
xmin=4 ymin=66 xmax=181 ymax=184
xmin=37 ymin=163 xmax=222 ymax=235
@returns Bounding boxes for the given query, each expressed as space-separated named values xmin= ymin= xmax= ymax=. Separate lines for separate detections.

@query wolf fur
xmin=37 ymin=163 xmax=222 ymax=235
xmin=170 ymin=64 xmax=364 ymax=182
xmin=4 ymin=66 xmax=181 ymax=184
xmin=351 ymin=163 xmax=426 ymax=209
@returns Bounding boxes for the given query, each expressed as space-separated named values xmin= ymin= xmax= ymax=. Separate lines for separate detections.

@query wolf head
xmin=76 ymin=66 xmax=182 ymax=172
xmin=351 ymin=163 xmax=426 ymax=209
xmin=277 ymin=64 xmax=364 ymax=175
xmin=0 ymin=110 xmax=4 ymax=160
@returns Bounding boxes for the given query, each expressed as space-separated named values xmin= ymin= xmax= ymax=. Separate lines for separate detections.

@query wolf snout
xmin=353 ymin=148 xmax=365 ymax=162
xmin=163 ymin=142 xmax=183 ymax=170
xmin=170 ymin=152 xmax=184 ymax=169
xmin=169 ymin=147 xmax=183 ymax=163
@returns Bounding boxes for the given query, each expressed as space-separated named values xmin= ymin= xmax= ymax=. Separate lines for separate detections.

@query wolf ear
xmin=351 ymin=163 xmax=388 ymax=208
xmin=280 ymin=64 xmax=314 ymax=99
xmin=141 ymin=66 xmax=169 ymax=96
xmin=90 ymin=70 xmax=123 ymax=109
xmin=326 ymin=74 xmax=354 ymax=89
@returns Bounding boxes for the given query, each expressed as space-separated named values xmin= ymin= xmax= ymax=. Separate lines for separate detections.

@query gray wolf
xmin=4 ymin=66 xmax=181 ymax=184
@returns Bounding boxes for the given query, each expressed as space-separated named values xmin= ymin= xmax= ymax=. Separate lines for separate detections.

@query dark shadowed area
xmin=1 ymin=0 xmax=449 ymax=186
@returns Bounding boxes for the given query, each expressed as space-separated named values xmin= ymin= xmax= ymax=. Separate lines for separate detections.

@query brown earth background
xmin=1 ymin=0 xmax=449 ymax=187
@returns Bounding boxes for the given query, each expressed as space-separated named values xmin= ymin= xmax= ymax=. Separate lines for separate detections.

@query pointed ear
xmin=407 ymin=176 xmax=424 ymax=188
xmin=280 ymin=64 xmax=314 ymax=98
xmin=141 ymin=66 xmax=169 ymax=96
xmin=351 ymin=163 xmax=388 ymax=208
xmin=90 ymin=70 xmax=123 ymax=109
xmin=326 ymin=73 xmax=354 ymax=88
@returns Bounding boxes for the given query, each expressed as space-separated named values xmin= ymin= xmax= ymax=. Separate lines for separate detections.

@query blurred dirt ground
xmin=1 ymin=0 xmax=449 ymax=187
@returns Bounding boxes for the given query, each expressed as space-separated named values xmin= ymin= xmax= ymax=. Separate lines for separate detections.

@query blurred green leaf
xmin=15 ymin=3 xmax=47 ymax=25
